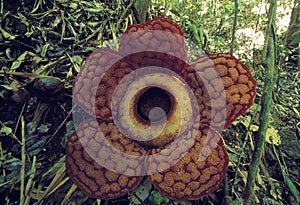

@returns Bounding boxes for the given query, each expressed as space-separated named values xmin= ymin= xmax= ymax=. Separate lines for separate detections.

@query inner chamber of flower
xmin=135 ymin=86 xmax=172 ymax=123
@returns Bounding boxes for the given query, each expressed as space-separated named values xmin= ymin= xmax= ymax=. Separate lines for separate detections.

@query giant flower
xmin=66 ymin=17 xmax=256 ymax=201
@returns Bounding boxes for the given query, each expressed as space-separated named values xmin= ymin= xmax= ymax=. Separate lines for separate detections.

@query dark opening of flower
xmin=136 ymin=87 xmax=172 ymax=123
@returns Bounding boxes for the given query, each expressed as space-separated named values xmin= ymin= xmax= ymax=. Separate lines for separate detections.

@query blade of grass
xmin=24 ymin=156 xmax=37 ymax=205
xmin=20 ymin=116 xmax=26 ymax=204
xmin=60 ymin=184 xmax=78 ymax=205
xmin=36 ymin=160 xmax=67 ymax=205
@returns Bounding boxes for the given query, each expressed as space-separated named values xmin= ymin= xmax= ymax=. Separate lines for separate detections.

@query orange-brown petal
xmin=188 ymin=54 xmax=256 ymax=129
xmin=119 ymin=16 xmax=187 ymax=75
xmin=124 ymin=16 xmax=184 ymax=36
xmin=147 ymin=126 xmax=229 ymax=201
xmin=65 ymin=119 xmax=147 ymax=199
xmin=72 ymin=49 xmax=137 ymax=119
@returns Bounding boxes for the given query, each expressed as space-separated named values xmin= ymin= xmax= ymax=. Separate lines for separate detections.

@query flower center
xmin=136 ymin=87 xmax=172 ymax=123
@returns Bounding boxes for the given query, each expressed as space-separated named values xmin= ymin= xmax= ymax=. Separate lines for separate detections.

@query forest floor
xmin=0 ymin=1 xmax=299 ymax=205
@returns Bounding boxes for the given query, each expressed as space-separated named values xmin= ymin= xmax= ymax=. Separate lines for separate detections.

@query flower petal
xmin=119 ymin=16 xmax=187 ymax=75
xmin=187 ymin=53 xmax=256 ymax=129
xmin=124 ymin=16 xmax=184 ymax=36
xmin=147 ymin=126 xmax=229 ymax=201
xmin=73 ymin=49 xmax=137 ymax=119
xmin=66 ymin=119 xmax=147 ymax=199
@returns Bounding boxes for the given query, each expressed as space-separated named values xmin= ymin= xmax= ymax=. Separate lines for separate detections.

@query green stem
xmin=134 ymin=0 xmax=151 ymax=23
xmin=243 ymin=0 xmax=277 ymax=204
xmin=230 ymin=0 xmax=238 ymax=54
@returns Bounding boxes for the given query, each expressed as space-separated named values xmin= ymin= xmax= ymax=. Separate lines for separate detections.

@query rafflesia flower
xmin=66 ymin=17 xmax=256 ymax=201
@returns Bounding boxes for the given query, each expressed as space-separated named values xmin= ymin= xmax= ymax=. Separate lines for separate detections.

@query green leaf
xmin=10 ymin=51 xmax=29 ymax=70
xmin=174 ymin=200 xmax=191 ymax=205
xmin=266 ymin=127 xmax=281 ymax=145
xmin=225 ymin=196 xmax=243 ymax=205
xmin=170 ymin=9 xmax=180 ymax=17
xmin=69 ymin=2 xmax=78 ymax=9
xmin=284 ymin=174 xmax=300 ymax=203
xmin=71 ymin=55 xmax=83 ymax=72
xmin=27 ymin=122 xmax=38 ymax=135
xmin=0 ymin=27 xmax=16 ymax=40
xmin=10 ymin=60 xmax=22 ymax=70
xmin=0 ymin=84 xmax=14 ymax=90
xmin=37 ymin=124 xmax=49 ymax=133
xmin=17 ymin=51 xmax=28 ymax=61
xmin=290 ymin=33 xmax=300 ymax=45
xmin=0 ymin=126 xmax=13 ymax=135
xmin=65 ymin=121 xmax=75 ymax=136
xmin=148 ymin=190 xmax=169 ymax=205
xmin=130 ymin=178 xmax=152 ymax=204
xmin=228 ymin=152 xmax=239 ymax=162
